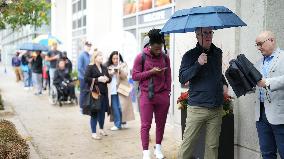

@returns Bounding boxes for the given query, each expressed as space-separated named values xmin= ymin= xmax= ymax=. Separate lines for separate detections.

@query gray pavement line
xmin=12 ymin=107 xmax=45 ymax=159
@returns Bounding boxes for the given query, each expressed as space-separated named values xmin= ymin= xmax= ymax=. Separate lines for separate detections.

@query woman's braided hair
xmin=148 ymin=29 xmax=167 ymax=54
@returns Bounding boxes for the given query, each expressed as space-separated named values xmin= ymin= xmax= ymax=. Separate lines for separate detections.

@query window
xmin=155 ymin=0 xmax=172 ymax=7
xmin=83 ymin=0 xmax=86 ymax=10
xmin=78 ymin=18 xmax=82 ymax=28
xmin=83 ymin=15 xmax=86 ymax=26
xmin=72 ymin=20 xmax=76 ymax=29
xmin=77 ymin=0 xmax=82 ymax=12
xmin=72 ymin=3 xmax=76 ymax=14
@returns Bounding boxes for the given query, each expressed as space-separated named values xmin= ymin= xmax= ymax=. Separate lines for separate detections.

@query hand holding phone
xmin=160 ymin=67 xmax=167 ymax=70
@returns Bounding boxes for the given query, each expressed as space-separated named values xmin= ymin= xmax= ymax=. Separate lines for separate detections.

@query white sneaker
xmin=110 ymin=126 xmax=120 ymax=131
xmin=121 ymin=123 xmax=129 ymax=129
xmin=91 ymin=133 xmax=101 ymax=140
xmin=99 ymin=129 xmax=108 ymax=136
xmin=154 ymin=144 xmax=164 ymax=159
xmin=24 ymin=87 xmax=29 ymax=90
xmin=143 ymin=150 xmax=151 ymax=159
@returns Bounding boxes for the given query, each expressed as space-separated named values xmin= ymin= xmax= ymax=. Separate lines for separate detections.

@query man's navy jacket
xmin=179 ymin=43 xmax=227 ymax=108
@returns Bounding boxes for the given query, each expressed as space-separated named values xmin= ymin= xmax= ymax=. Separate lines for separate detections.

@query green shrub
xmin=70 ymin=70 xmax=80 ymax=89
xmin=0 ymin=120 xmax=29 ymax=159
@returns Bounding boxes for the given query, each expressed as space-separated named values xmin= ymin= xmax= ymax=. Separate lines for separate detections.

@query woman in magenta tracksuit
xmin=132 ymin=29 xmax=171 ymax=159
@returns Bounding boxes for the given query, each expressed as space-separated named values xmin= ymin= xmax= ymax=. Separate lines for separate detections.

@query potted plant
xmin=178 ymin=91 xmax=234 ymax=159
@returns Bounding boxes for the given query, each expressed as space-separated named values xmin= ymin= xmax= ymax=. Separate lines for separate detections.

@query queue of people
xmin=10 ymin=28 xmax=284 ymax=159
xmin=11 ymin=42 xmax=73 ymax=97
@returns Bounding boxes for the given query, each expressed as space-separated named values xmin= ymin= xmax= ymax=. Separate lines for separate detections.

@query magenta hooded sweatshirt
xmin=132 ymin=47 xmax=171 ymax=94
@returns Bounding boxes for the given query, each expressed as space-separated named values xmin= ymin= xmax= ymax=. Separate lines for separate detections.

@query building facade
xmin=38 ymin=0 xmax=284 ymax=158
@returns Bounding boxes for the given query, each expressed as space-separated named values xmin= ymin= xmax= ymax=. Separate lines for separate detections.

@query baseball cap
xmin=84 ymin=41 xmax=92 ymax=46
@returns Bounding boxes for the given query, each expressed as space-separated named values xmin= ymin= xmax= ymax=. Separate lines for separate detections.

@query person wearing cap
xmin=12 ymin=51 xmax=23 ymax=82
xmin=45 ymin=42 xmax=62 ymax=85
xmin=77 ymin=41 xmax=92 ymax=111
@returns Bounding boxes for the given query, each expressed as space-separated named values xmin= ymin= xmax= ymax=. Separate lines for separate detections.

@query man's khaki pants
xmin=14 ymin=66 xmax=23 ymax=82
xmin=178 ymin=106 xmax=223 ymax=159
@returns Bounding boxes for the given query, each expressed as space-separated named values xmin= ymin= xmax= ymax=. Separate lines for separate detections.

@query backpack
xmin=141 ymin=52 xmax=167 ymax=71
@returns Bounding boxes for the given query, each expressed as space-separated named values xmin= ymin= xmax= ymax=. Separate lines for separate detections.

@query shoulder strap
xmin=162 ymin=53 xmax=167 ymax=66
xmin=90 ymin=78 xmax=95 ymax=91
xmin=141 ymin=52 xmax=146 ymax=72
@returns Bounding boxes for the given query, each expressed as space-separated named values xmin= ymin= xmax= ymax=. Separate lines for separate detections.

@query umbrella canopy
xmin=33 ymin=34 xmax=62 ymax=46
xmin=18 ymin=42 xmax=49 ymax=52
xmin=161 ymin=6 xmax=247 ymax=33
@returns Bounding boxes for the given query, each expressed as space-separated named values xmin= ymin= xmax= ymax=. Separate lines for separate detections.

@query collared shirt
xmin=77 ymin=51 xmax=90 ymax=79
xmin=259 ymin=48 xmax=279 ymax=102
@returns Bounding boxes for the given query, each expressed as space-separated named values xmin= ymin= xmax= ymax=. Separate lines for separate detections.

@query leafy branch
xmin=0 ymin=0 xmax=51 ymax=30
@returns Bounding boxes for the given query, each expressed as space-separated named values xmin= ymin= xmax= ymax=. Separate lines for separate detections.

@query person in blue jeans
xmin=106 ymin=51 xmax=135 ymax=131
xmin=84 ymin=50 xmax=111 ymax=140
xmin=77 ymin=41 xmax=92 ymax=111
xmin=255 ymin=31 xmax=284 ymax=159
xmin=21 ymin=53 xmax=33 ymax=89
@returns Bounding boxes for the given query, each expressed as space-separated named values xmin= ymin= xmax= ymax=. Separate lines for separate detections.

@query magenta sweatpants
xmin=140 ymin=91 xmax=170 ymax=150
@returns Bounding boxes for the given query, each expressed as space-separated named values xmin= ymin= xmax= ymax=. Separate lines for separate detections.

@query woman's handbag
xmin=82 ymin=79 xmax=101 ymax=114
xmin=117 ymin=82 xmax=132 ymax=96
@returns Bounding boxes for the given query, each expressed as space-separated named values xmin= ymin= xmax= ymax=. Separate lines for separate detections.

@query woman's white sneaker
xmin=121 ymin=123 xmax=129 ymax=129
xmin=110 ymin=126 xmax=120 ymax=131
xmin=99 ymin=129 xmax=108 ymax=136
xmin=91 ymin=133 xmax=101 ymax=140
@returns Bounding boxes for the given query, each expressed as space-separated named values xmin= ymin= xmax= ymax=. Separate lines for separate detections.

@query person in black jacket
xmin=30 ymin=51 xmax=43 ymax=95
xmin=61 ymin=51 xmax=73 ymax=74
xmin=53 ymin=59 xmax=76 ymax=100
xmin=84 ymin=50 xmax=111 ymax=140
xmin=178 ymin=27 xmax=228 ymax=159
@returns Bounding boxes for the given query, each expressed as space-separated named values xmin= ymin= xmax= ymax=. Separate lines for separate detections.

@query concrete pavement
xmin=0 ymin=65 xmax=179 ymax=159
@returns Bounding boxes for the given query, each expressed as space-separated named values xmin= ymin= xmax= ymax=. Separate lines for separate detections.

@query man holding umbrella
xmin=178 ymin=27 xmax=228 ymax=159
xmin=160 ymin=6 xmax=247 ymax=159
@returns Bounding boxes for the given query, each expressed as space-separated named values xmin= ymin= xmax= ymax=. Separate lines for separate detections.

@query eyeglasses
xmin=197 ymin=31 xmax=214 ymax=37
xmin=255 ymin=39 xmax=270 ymax=47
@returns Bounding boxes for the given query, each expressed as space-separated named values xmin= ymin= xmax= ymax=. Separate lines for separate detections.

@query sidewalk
xmin=0 ymin=65 xmax=179 ymax=159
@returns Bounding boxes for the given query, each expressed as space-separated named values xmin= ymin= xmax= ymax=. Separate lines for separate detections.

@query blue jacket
xmin=77 ymin=51 xmax=90 ymax=80
xmin=179 ymin=43 xmax=226 ymax=108
xmin=12 ymin=56 xmax=21 ymax=67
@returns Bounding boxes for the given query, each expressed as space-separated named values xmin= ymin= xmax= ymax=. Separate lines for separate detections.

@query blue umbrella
xmin=18 ymin=42 xmax=49 ymax=52
xmin=161 ymin=6 xmax=247 ymax=33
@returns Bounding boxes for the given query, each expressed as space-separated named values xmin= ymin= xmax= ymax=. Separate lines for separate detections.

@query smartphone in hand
xmin=160 ymin=67 xmax=168 ymax=70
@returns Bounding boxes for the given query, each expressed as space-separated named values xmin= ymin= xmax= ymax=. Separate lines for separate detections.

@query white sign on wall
xmin=143 ymin=10 xmax=166 ymax=23
xmin=139 ymin=8 xmax=172 ymax=24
